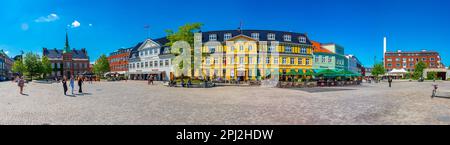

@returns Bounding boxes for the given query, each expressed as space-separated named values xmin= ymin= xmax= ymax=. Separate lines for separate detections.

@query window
xmin=267 ymin=33 xmax=275 ymax=40
xmin=154 ymin=61 xmax=158 ymax=67
xmin=410 ymin=63 xmax=414 ymax=67
xmin=301 ymin=47 xmax=307 ymax=54
xmin=284 ymin=35 xmax=291 ymax=41
xmin=285 ymin=46 xmax=292 ymax=53
xmin=249 ymin=57 xmax=253 ymax=64
xmin=214 ymin=57 xmax=219 ymax=64
xmin=328 ymin=56 xmax=332 ymax=63
xmin=395 ymin=58 xmax=400 ymax=61
xmin=239 ymin=45 xmax=244 ymax=51
xmin=430 ymin=58 xmax=435 ymax=61
xmin=388 ymin=63 xmax=392 ymax=67
xmin=266 ymin=57 xmax=270 ymax=64
xmin=251 ymin=33 xmax=259 ymax=40
xmin=239 ymin=57 xmax=244 ymax=64
xmin=230 ymin=57 xmax=235 ymax=64
xmin=149 ymin=61 xmax=153 ymax=67
xmin=290 ymin=58 xmax=295 ymax=65
xmin=403 ymin=63 xmax=406 ymax=67
xmin=299 ymin=58 xmax=303 ymax=65
xmin=209 ymin=34 xmax=217 ymax=41
xmin=159 ymin=61 xmax=163 ymax=67
xmin=224 ymin=33 xmax=232 ymax=40
xmin=299 ymin=37 xmax=306 ymax=43
xmin=387 ymin=58 xmax=392 ymax=62
xmin=145 ymin=62 xmax=148 ymax=68
xmin=422 ymin=58 xmax=426 ymax=61
xmin=306 ymin=59 xmax=310 ymax=65
xmin=396 ymin=63 xmax=401 ymax=67
xmin=268 ymin=45 xmax=275 ymax=52
xmin=315 ymin=57 xmax=319 ymax=62
xmin=403 ymin=58 xmax=407 ymax=61
xmin=257 ymin=57 xmax=261 ymax=64
xmin=206 ymin=58 xmax=210 ymax=65
xmin=282 ymin=58 xmax=287 ymax=64
xmin=209 ymin=47 xmax=216 ymax=53
xmin=322 ymin=56 xmax=326 ymax=63
xmin=274 ymin=57 xmax=279 ymax=64
xmin=165 ymin=60 xmax=169 ymax=66
xmin=248 ymin=45 xmax=253 ymax=51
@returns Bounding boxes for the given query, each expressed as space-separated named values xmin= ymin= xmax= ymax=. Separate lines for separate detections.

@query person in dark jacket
xmin=388 ymin=76 xmax=393 ymax=88
xmin=78 ymin=76 xmax=84 ymax=93
xmin=62 ymin=76 xmax=68 ymax=95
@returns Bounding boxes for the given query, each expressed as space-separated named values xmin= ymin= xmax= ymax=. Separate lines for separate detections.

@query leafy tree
xmin=41 ymin=56 xmax=52 ymax=78
xmin=165 ymin=23 xmax=203 ymax=77
xmin=426 ymin=71 xmax=437 ymax=80
xmin=12 ymin=58 xmax=26 ymax=76
xmin=92 ymin=54 xmax=110 ymax=78
xmin=371 ymin=63 xmax=386 ymax=80
xmin=23 ymin=52 xmax=42 ymax=81
xmin=413 ymin=61 xmax=426 ymax=80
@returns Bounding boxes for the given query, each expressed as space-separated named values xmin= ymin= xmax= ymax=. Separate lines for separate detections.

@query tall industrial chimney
xmin=383 ymin=37 xmax=387 ymax=54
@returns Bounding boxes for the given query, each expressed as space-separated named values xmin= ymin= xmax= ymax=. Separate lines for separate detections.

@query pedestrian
xmin=69 ymin=75 xmax=75 ymax=95
xmin=18 ymin=76 xmax=25 ymax=95
xmin=78 ymin=76 xmax=84 ymax=93
xmin=150 ymin=76 xmax=154 ymax=85
xmin=187 ymin=78 xmax=192 ymax=88
xmin=388 ymin=76 xmax=393 ymax=88
xmin=62 ymin=76 xmax=68 ymax=96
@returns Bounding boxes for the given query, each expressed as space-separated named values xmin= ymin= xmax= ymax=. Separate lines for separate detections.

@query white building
xmin=128 ymin=38 xmax=174 ymax=81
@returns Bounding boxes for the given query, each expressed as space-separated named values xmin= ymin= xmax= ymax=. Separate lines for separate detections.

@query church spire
xmin=63 ymin=29 xmax=71 ymax=53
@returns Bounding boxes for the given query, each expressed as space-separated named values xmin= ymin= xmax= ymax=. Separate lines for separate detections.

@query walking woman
xmin=62 ymin=76 xmax=68 ymax=95
xmin=69 ymin=75 xmax=75 ymax=95
xmin=18 ymin=76 xmax=25 ymax=95
xmin=78 ymin=76 xmax=84 ymax=93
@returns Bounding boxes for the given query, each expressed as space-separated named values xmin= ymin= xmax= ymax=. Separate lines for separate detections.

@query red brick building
xmin=43 ymin=31 xmax=90 ymax=78
xmin=108 ymin=48 xmax=131 ymax=73
xmin=384 ymin=50 xmax=443 ymax=72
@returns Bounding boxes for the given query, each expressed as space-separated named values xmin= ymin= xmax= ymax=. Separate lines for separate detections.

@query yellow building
xmin=195 ymin=30 xmax=314 ymax=81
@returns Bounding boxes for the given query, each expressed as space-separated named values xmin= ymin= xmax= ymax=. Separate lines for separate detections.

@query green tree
xmin=413 ymin=61 xmax=426 ymax=80
xmin=426 ymin=71 xmax=437 ymax=80
xmin=41 ymin=56 xmax=52 ymax=78
xmin=23 ymin=52 xmax=42 ymax=81
xmin=92 ymin=54 xmax=110 ymax=78
xmin=165 ymin=23 xmax=203 ymax=77
xmin=12 ymin=59 xmax=26 ymax=76
xmin=371 ymin=63 xmax=386 ymax=80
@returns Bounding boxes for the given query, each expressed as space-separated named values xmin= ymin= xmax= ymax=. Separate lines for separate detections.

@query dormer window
xmin=209 ymin=34 xmax=217 ymax=41
xmin=284 ymin=35 xmax=291 ymax=41
xmin=251 ymin=33 xmax=260 ymax=40
xmin=224 ymin=33 xmax=232 ymax=40
xmin=267 ymin=33 xmax=275 ymax=40
xmin=299 ymin=36 xmax=306 ymax=43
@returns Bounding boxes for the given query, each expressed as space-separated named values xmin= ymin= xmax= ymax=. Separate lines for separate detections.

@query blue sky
xmin=1 ymin=0 xmax=449 ymax=66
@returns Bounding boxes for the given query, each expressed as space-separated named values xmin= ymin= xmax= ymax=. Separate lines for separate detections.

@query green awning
xmin=286 ymin=69 xmax=298 ymax=76
xmin=297 ymin=69 xmax=305 ymax=75
xmin=305 ymin=69 xmax=314 ymax=76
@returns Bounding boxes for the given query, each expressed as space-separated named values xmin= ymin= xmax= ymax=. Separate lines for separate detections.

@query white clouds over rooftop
xmin=35 ymin=13 xmax=59 ymax=23
xmin=71 ymin=20 xmax=81 ymax=28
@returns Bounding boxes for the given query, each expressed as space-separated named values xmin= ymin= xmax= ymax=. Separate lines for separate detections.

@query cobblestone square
xmin=1 ymin=81 xmax=450 ymax=125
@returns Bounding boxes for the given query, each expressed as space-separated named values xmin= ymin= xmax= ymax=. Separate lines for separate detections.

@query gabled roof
xmin=315 ymin=47 xmax=333 ymax=54
xmin=201 ymin=30 xmax=312 ymax=44
xmin=43 ymin=48 xmax=88 ymax=59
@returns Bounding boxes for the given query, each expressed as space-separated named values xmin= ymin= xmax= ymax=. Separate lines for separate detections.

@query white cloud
xmin=4 ymin=51 xmax=9 ymax=55
xmin=89 ymin=23 xmax=93 ymax=27
xmin=71 ymin=20 xmax=81 ymax=28
xmin=21 ymin=23 xmax=29 ymax=31
xmin=35 ymin=13 xmax=59 ymax=23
